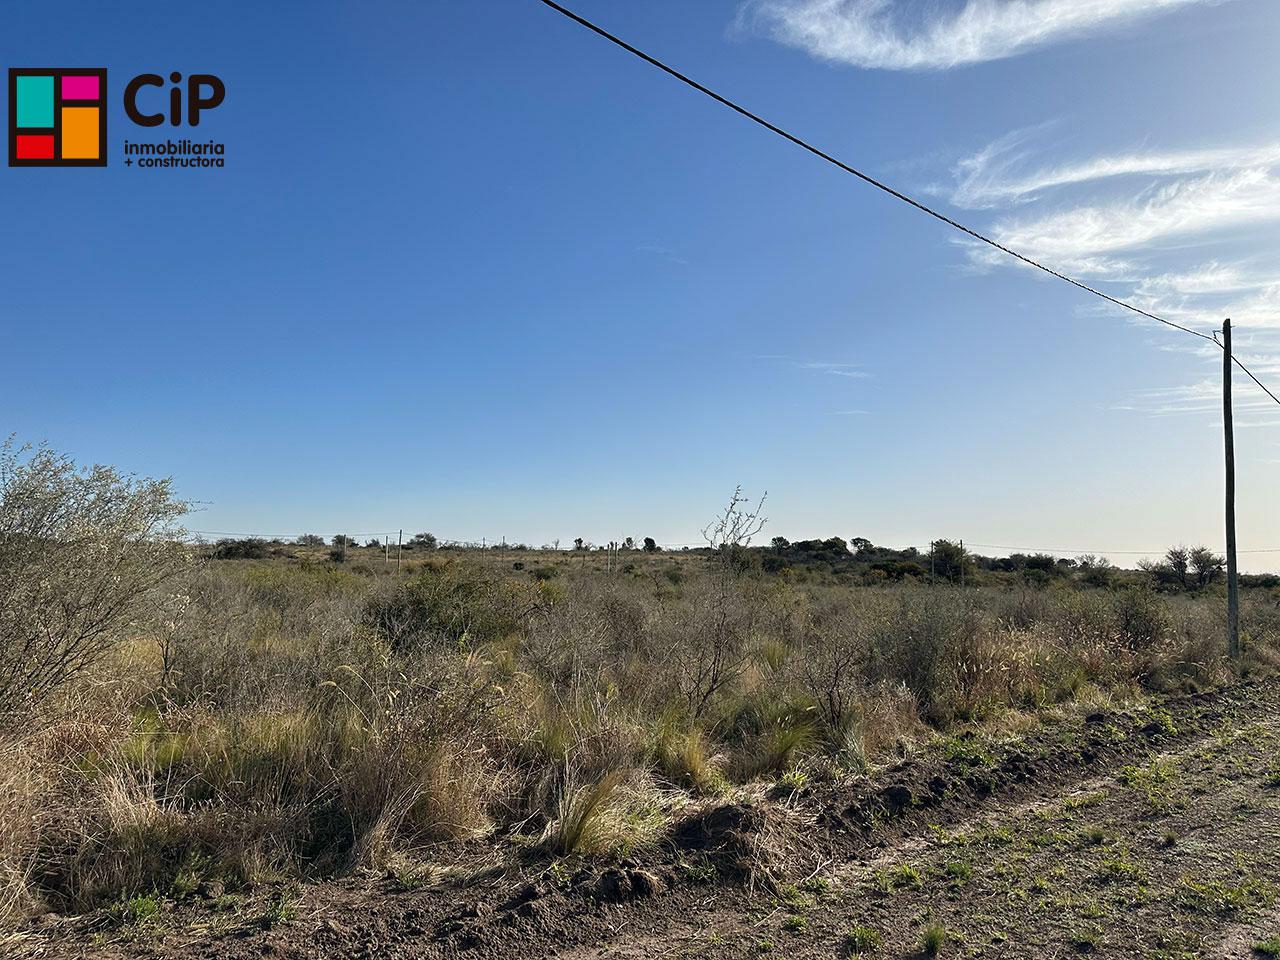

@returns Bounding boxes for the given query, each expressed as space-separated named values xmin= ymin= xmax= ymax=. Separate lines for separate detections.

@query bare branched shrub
xmin=702 ymin=486 xmax=768 ymax=558
xmin=864 ymin=589 xmax=986 ymax=721
xmin=0 ymin=440 xmax=189 ymax=718
xmin=794 ymin=595 xmax=875 ymax=735
xmin=1113 ymin=586 xmax=1171 ymax=654
xmin=657 ymin=578 xmax=761 ymax=718
xmin=522 ymin=583 xmax=616 ymax=690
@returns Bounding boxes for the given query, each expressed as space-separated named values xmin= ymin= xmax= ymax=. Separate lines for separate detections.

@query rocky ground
xmin=15 ymin=678 xmax=1280 ymax=959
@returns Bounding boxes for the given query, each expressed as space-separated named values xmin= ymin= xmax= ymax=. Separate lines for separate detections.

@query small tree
xmin=409 ymin=532 xmax=437 ymax=550
xmin=573 ymin=537 xmax=585 ymax=551
xmin=1165 ymin=546 xmax=1190 ymax=589
xmin=642 ymin=537 xmax=658 ymax=553
xmin=296 ymin=533 xmax=325 ymax=546
xmin=1189 ymin=546 xmax=1225 ymax=588
xmin=930 ymin=539 xmax=970 ymax=584
xmin=623 ymin=536 xmax=636 ymax=551
xmin=1076 ymin=555 xmax=1115 ymax=588
xmin=0 ymin=440 xmax=190 ymax=717
xmin=1143 ymin=545 xmax=1225 ymax=591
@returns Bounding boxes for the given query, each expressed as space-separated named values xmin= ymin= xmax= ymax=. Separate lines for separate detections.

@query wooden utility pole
xmin=1223 ymin=319 xmax=1240 ymax=658
xmin=396 ymin=529 xmax=403 ymax=575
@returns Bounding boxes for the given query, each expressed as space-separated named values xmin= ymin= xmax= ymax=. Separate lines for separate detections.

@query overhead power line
xmin=964 ymin=541 xmax=1280 ymax=557
xmin=1224 ymin=350 xmax=1280 ymax=407
xmin=533 ymin=0 xmax=1280 ymax=408
xmin=183 ymin=529 xmax=403 ymax=542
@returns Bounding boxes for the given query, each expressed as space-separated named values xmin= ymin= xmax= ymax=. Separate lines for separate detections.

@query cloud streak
xmin=987 ymin=168 xmax=1280 ymax=267
xmin=800 ymin=361 xmax=871 ymax=378
xmin=741 ymin=0 xmax=1217 ymax=71
xmin=949 ymin=135 xmax=1280 ymax=322
xmin=753 ymin=356 xmax=874 ymax=379
xmin=940 ymin=129 xmax=1280 ymax=423
xmin=952 ymin=135 xmax=1280 ymax=208
xmin=1116 ymin=378 xmax=1280 ymax=422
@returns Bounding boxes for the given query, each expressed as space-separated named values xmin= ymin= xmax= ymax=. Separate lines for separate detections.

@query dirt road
xmin=22 ymin=679 xmax=1280 ymax=959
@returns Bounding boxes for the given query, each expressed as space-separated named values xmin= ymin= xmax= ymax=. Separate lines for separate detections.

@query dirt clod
xmin=880 ymin=784 xmax=914 ymax=810
xmin=592 ymin=868 xmax=633 ymax=902
xmin=627 ymin=869 xmax=664 ymax=898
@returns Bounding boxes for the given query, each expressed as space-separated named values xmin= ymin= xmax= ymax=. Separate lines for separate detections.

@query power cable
xmin=533 ymin=0 xmax=1280 ymax=407
xmin=965 ymin=541 xmax=1280 ymax=556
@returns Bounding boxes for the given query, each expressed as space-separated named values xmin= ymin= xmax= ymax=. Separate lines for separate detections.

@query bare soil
xmin=18 ymin=678 xmax=1280 ymax=960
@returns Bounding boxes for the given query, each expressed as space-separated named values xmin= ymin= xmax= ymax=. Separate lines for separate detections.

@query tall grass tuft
xmin=543 ymin=771 xmax=625 ymax=855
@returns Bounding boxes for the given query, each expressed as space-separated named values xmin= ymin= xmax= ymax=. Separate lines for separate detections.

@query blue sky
xmin=3 ymin=0 xmax=1278 ymax=567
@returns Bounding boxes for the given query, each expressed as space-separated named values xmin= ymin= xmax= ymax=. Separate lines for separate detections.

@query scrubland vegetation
xmin=3 ymin=443 xmax=1279 ymax=934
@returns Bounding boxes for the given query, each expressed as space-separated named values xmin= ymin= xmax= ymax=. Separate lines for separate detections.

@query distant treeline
xmin=756 ymin=536 xmax=1280 ymax=591
xmin=203 ymin=533 xmax=1280 ymax=592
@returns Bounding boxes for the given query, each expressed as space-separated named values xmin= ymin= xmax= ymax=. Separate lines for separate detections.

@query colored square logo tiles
xmin=9 ymin=68 xmax=107 ymax=166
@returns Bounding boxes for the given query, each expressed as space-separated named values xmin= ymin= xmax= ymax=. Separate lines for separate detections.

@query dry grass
xmin=1 ymin=557 xmax=1275 ymax=926
xmin=543 ymin=770 xmax=626 ymax=855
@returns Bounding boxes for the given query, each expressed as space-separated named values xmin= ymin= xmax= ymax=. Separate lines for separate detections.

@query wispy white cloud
xmin=1135 ymin=263 xmax=1268 ymax=299
xmin=1115 ymin=378 xmax=1279 ymax=419
xmin=987 ymin=169 xmax=1280 ymax=266
xmin=800 ymin=361 xmax=871 ymax=378
xmin=1130 ymin=273 xmax=1280 ymax=331
xmin=739 ymin=0 xmax=1219 ymax=71
xmin=952 ymin=133 xmax=1280 ymax=208
xmin=940 ymin=129 xmax=1280 ymax=424
xmin=753 ymin=356 xmax=874 ymax=379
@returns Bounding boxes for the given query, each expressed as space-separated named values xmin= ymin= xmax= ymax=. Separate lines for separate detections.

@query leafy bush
xmin=363 ymin=561 xmax=539 ymax=650
xmin=211 ymin=537 xmax=270 ymax=560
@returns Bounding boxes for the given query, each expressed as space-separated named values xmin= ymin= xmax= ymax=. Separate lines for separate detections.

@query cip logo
xmin=8 ymin=68 xmax=227 ymax=169
xmin=9 ymin=68 xmax=107 ymax=166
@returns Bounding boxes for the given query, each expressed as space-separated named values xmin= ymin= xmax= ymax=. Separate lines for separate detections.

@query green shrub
xmin=363 ymin=562 xmax=537 ymax=649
